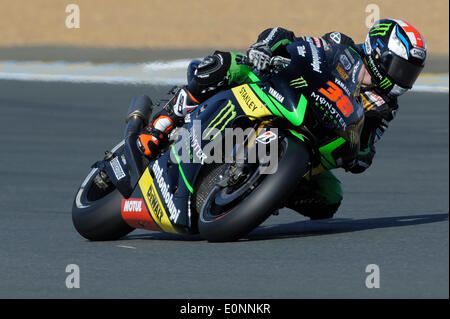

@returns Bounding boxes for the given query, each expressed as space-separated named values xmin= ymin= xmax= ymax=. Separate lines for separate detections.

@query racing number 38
xmin=319 ymin=81 xmax=354 ymax=117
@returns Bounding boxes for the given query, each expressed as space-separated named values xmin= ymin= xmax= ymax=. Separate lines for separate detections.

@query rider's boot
xmin=137 ymin=87 xmax=199 ymax=159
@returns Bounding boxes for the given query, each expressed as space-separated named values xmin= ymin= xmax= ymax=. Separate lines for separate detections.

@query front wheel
xmin=196 ymin=136 xmax=311 ymax=242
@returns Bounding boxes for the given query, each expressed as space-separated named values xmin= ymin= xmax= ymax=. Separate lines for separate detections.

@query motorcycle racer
xmin=137 ymin=19 xmax=426 ymax=219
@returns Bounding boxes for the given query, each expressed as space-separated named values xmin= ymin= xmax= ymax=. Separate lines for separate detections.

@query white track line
xmin=0 ymin=60 xmax=448 ymax=93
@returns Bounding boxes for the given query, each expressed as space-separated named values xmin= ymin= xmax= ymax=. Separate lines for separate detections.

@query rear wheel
xmin=72 ymin=141 xmax=134 ymax=241
xmin=196 ymin=135 xmax=311 ymax=242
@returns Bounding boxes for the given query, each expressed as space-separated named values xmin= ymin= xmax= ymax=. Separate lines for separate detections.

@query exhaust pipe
xmin=124 ymin=95 xmax=153 ymax=137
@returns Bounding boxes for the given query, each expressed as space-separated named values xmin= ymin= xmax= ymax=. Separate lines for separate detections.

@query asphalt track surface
xmin=0 ymin=80 xmax=448 ymax=299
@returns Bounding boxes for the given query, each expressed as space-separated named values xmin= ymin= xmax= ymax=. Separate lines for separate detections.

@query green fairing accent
xmin=228 ymin=52 xmax=253 ymax=85
xmin=248 ymin=83 xmax=282 ymax=117
xmin=267 ymin=94 xmax=307 ymax=126
xmin=319 ymin=137 xmax=346 ymax=169
xmin=293 ymin=170 xmax=343 ymax=205
xmin=247 ymin=72 xmax=261 ymax=83
xmin=270 ymin=39 xmax=292 ymax=52
xmin=289 ymin=130 xmax=305 ymax=141
xmin=348 ymin=46 xmax=361 ymax=57
xmin=170 ymin=146 xmax=194 ymax=194
xmin=359 ymin=146 xmax=371 ymax=155
xmin=312 ymin=171 xmax=343 ymax=204
xmin=240 ymin=71 xmax=307 ymax=126
xmin=359 ymin=132 xmax=375 ymax=155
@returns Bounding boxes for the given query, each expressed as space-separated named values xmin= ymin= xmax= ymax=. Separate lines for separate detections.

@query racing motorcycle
xmin=72 ymin=38 xmax=365 ymax=242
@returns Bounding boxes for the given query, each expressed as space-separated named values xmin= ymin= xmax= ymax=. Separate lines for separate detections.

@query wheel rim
xmin=200 ymin=137 xmax=288 ymax=221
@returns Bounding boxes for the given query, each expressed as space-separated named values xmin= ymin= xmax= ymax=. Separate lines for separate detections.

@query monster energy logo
xmin=370 ymin=23 xmax=392 ymax=36
xmin=379 ymin=77 xmax=392 ymax=89
xmin=202 ymin=100 xmax=236 ymax=140
xmin=290 ymin=77 xmax=308 ymax=88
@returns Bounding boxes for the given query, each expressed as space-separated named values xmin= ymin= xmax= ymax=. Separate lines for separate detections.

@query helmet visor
xmin=382 ymin=53 xmax=423 ymax=89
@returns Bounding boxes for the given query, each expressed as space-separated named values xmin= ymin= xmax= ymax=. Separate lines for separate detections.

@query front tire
xmin=196 ymin=136 xmax=311 ymax=242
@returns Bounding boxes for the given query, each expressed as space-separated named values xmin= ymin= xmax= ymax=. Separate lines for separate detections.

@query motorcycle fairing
xmin=122 ymin=42 xmax=366 ymax=233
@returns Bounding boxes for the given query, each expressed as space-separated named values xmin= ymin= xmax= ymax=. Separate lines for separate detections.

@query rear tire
xmin=72 ymin=142 xmax=134 ymax=241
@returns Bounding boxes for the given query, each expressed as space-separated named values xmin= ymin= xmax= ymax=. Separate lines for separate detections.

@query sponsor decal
xmin=256 ymin=131 xmax=277 ymax=144
xmin=232 ymin=85 xmax=272 ymax=118
xmin=307 ymin=39 xmax=322 ymax=73
xmin=319 ymin=81 xmax=354 ymax=117
xmin=123 ymin=199 xmax=143 ymax=213
xmin=336 ymin=62 xmax=349 ymax=80
xmin=297 ymin=45 xmax=306 ymax=57
xmin=351 ymin=61 xmax=361 ymax=83
xmin=121 ymin=198 xmax=160 ymax=231
xmin=268 ymin=87 xmax=285 ymax=103
xmin=138 ymin=168 xmax=178 ymax=234
xmin=410 ymin=47 xmax=425 ymax=59
xmin=110 ymin=156 xmax=126 ymax=180
xmin=334 ymin=78 xmax=352 ymax=97
xmin=236 ymin=85 xmax=258 ymax=111
xmin=312 ymin=37 xmax=322 ymax=47
xmin=174 ymin=89 xmax=187 ymax=116
xmin=153 ymin=161 xmax=181 ymax=223
xmin=311 ymin=91 xmax=346 ymax=128
xmin=339 ymin=54 xmax=352 ymax=71
xmin=344 ymin=49 xmax=356 ymax=64
xmin=146 ymin=184 xmax=165 ymax=222
xmin=329 ymin=32 xmax=341 ymax=44
xmin=374 ymin=47 xmax=382 ymax=59
xmin=290 ymin=77 xmax=308 ymax=88
xmin=366 ymin=55 xmax=383 ymax=81
xmin=370 ymin=23 xmax=392 ymax=36
xmin=364 ymin=34 xmax=372 ymax=54
xmin=191 ymin=124 xmax=208 ymax=164
xmin=379 ymin=77 xmax=392 ymax=89
xmin=261 ymin=27 xmax=279 ymax=44
xmin=202 ymin=100 xmax=236 ymax=141
xmin=362 ymin=91 xmax=385 ymax=110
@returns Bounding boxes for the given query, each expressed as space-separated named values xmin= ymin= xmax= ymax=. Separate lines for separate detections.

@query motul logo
xmin=123 ymin=199 xmax=144 ymax=213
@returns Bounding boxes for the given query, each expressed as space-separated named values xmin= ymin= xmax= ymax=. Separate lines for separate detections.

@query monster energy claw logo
xmin=203 ymin=100 xmax=236 ymax=141
xmin=370 ymin=23 xmax=392 ymax=36
xmin=379 ymin=77 xmax=392 ymax=89
xmin=290 ymin=77 xmax=308 ymax=88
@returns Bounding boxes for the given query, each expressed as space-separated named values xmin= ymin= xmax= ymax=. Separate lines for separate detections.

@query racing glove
xmin=247 ymin=42 xmax=272 ymax=71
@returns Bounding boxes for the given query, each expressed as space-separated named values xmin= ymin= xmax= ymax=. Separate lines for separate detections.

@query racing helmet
xmin=363 ymin=19 xmax=426 ymax=96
